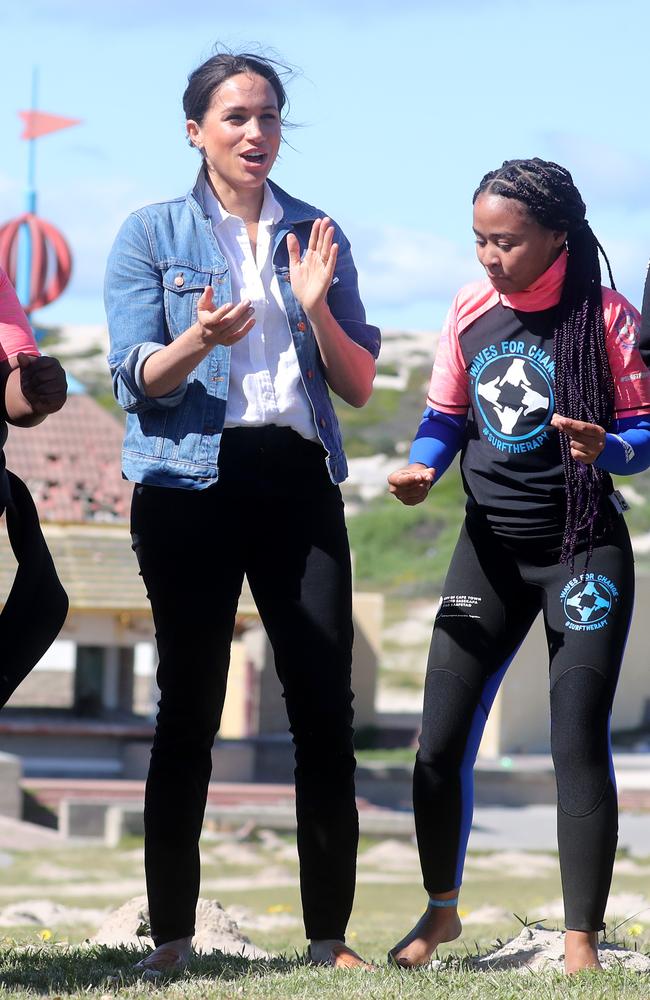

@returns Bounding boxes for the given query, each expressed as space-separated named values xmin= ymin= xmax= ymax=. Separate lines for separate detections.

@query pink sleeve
xmin=603 ymin=289 xmax=650 ymax=418
xmin=426 ymin=296 xmax=469 ymax=414
xmin=0 ymin=269 xmax=39 ymax=362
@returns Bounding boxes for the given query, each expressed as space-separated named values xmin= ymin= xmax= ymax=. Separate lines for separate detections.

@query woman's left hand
xmin=287 ymin=217 xmax=338 ymax=317
xmin=551 ymin=414 xmax=606 ymax=464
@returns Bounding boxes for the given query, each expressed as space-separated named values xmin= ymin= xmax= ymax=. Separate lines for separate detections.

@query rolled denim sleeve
xmin=327 ymin=229 xmax=380 ymax=360
xmin=105 ymin=212 xmax=188 ymax=413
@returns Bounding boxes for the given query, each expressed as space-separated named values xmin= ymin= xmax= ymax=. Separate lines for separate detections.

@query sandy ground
xmin=469 ymin=926 xmax=650 ymax=972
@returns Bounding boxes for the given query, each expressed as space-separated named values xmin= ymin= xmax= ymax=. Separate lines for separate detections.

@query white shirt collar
xmin=198 ymin=172 xmax=283 ymax=229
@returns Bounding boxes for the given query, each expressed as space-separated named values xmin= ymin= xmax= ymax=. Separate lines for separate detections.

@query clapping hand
xmin=287 ymin=217 xmax=338 ymax=317
xmin=196 ymin=288 xmax=256 ymax=347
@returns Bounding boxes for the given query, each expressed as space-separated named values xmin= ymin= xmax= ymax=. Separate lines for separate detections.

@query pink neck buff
xmin=499 ymin=249 xmax=567 ymax=313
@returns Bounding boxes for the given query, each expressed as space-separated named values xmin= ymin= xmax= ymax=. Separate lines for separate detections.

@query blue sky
xmin=2 ymin=0 xmax=650 ymax=331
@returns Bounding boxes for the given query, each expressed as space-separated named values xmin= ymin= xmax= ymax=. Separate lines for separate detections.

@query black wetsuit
xmin=410 ymin=267 xmax=650 ymax=931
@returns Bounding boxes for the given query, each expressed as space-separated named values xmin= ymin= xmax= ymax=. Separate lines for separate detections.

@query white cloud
xmin=356 ymin=225 xmax=479 ymax=309
xmin=543 ymin=132 xmax=650 ymax=213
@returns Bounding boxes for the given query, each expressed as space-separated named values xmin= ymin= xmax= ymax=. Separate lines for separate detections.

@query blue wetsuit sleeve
xmin=595 ymin=415 xmax=650 ymax=475
xmin=408 ymin=408 xmax=466 ymax=482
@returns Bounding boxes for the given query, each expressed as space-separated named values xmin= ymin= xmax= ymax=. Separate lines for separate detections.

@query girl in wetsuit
xmin=387 ymin=158 xmax=650 ymax=974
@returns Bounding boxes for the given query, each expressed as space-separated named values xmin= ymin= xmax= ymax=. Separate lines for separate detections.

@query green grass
xmin=0 ymin=943 xmax=647 ymax=999
xmin=333 ymin=365 xmax=431 ymax=462
xmin=347 ymin=461 xmax=465 ymax=596
xmin=0 ymin=946 xmax=648 ymax=999
xmin=0 ymin=838 xmax=648 ymax=996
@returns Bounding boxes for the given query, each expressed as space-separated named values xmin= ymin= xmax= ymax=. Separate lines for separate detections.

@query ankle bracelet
xmin=428 ymin=896 xmax=459 ymax=908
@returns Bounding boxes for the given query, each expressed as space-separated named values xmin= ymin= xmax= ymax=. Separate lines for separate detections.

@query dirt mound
xmin=358 ymin=839 xmax=419 ymax=871
xmin=92 ymin=895 xmax=268 ymax=958
xmin=466 ymin=851 xmax=556 ymax=876
xmin=0 ymin=900 xmax=106 ymax=927
xmin=464 ymin=927 xmax=650 ymax=972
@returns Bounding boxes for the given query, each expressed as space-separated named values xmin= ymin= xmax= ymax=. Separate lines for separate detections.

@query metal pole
xmin=17 ymin=67 xmax=38 ymax=308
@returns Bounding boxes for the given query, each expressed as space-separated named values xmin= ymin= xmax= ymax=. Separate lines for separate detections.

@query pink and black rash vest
xmin=425 ymin=251 xmax=650 ymax=539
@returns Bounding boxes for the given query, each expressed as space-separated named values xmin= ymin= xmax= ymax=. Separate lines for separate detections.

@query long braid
xmin=473 ymin=158 xmax=615 ymax=566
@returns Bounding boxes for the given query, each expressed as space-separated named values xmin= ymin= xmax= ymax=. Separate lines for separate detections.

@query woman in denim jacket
xmin=105 ymin=51 xmax=380 ymax=973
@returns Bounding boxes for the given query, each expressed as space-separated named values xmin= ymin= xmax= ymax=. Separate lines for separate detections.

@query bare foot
xmin=308 ymin=939 xmax=375 ymax=970
xmin=564 ymin=930 xmax=602 ymax=974
xmin=389 ymin=905 xmax=462 ymax=968
xmin=134 ymin=936 xmax=193 ymax=974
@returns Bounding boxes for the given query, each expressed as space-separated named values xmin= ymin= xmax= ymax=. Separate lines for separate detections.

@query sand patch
xmin=0 ymin=900 xmax=106 ymax=927
xmin=92 ymin=895 xmax=267 ymax=958
xmin=458 ymin=926 xmax=650 ymax=972
xmin=358 ymin=839 xmax=419 ymax=871
xmin=208 ymin=843 xmax=266 ymax=867
xmin=462 ymin=905 xmax=512 ymax=925
xmin=226 ymin=904 xmax=301 ymax=932
xmin=32 ymin=863 xmax=88 ymax=882
xmin=465 ymin=851 xmax=556 ymax=876
xmin=614 ymin=859 xmax=650 ymax=876
xmin=540 ymin=893 xmax=650 ymax=923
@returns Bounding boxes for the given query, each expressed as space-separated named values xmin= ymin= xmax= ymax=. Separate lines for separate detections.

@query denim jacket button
xmin=297 ymin=321 xmax=306 ymax=332
xmin=306 ymin=369 xmax=314 ymax=379
xmin=174 ymin=274 xmax=185 ymax=287
xmin=319 ymin=417 xmax=326 ymax=428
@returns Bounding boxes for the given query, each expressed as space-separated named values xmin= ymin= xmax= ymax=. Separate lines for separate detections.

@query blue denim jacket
xmin=105 ymin=174 xmax=380 ymax=488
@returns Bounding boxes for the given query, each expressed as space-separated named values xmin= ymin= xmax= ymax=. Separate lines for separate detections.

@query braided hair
xmin=473 ymin=158 xmax=615 ymax=566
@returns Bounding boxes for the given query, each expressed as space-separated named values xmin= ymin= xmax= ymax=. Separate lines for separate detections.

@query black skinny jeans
xmin=415 ymin=512 xmax=634 ymax=932
xmin=131 ymin=427 xmax=358 ymax=946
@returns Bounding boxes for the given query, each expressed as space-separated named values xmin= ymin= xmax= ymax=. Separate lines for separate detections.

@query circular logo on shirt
xmin=615 ymin=310 xmax=640 ymax=351
xmin=473 ymin=354 xmax=555 ymax=442
xmin=560 ymin=574 xmax=619 ymax=631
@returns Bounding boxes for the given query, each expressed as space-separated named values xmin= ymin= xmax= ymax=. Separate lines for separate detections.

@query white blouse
xmin=197 ymin=176 xmax=317 ymax=440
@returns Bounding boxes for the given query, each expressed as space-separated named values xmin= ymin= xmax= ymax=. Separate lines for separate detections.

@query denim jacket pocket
xmin=162 ymin=264 xmax=214 ymax=339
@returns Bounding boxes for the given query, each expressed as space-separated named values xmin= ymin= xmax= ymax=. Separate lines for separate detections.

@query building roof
xmin=0 ymin=521 xmax=258 ymax=616
xmin=3 ymin=395 xmax=132 ymax=523
xmin=0 ymin=394 xmax=257 ymax=616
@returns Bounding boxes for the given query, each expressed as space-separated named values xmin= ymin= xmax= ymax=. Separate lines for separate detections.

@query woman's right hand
xmin=196 ymin=286 xmax=256 ymax=347
xmin=387 ymin=464 xmax=436 ymax=505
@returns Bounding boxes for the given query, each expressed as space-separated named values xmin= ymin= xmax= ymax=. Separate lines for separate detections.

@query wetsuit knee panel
xmin=418 ymin=669 xmax=481 ymax=767
xmin=550 ymin=664 xmax=613 ymax=817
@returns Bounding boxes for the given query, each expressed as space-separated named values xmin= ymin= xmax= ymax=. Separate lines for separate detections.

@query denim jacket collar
xmin=186 ymin=165 xmax=320 ymax=229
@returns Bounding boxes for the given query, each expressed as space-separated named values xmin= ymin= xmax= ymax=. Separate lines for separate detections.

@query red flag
xmin=18 ymin=110 xmax=81 ymax=140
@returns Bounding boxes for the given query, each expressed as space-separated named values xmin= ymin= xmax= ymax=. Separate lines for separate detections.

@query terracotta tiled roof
xmin=0 ymin=395 xmax=260 ymax=615
xmin=0 ymin=521 xmax=260 ymax=615
xmin=0 ymin=522 xmax=148 ymax=611
xmin=3 ymin=395 xmax=132 ymax=523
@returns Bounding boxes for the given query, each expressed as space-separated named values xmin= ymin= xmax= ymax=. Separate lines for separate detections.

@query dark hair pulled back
xmin=473 ymin=157 xmax=616 ymax=566
xmin=183 ymin=48 xmax=293 ymax=141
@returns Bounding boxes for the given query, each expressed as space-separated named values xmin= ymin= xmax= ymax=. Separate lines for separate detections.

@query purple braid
xmin=473 ymin=158 xmax=615 ymax=566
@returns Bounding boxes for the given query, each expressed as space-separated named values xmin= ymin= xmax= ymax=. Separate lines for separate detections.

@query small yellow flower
xmin=38 ymin=929 xmax=52 ymax=941
xmin=629 ymin=923 xmax=644 ymax=937
xmin=349 ymin=931 xmax=358 ymax=939
xmin=267 ymin=904 xmax=292 ymax=914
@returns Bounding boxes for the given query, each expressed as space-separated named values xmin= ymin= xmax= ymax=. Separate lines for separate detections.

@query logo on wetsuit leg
xmin=560 ymin=573 xmax=619 ymax=631
xmin=470 ymin=342 xmax=555 ymax=454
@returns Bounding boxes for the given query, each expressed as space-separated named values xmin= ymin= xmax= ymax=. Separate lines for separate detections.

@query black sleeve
xmin=640 ymin=261 xmax=650 ymax=368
